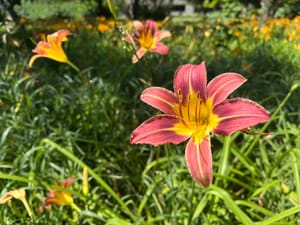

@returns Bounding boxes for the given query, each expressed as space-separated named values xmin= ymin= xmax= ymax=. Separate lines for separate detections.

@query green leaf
xmin=106 ymin=0 xmax=117 ymax=20
xmin=208 ymin=185 xmax=254 ymax=225
xmin=255 ymin=205 xmax=300 ymax=225
xmin=191 ymin=194 xmax=208 ymax=222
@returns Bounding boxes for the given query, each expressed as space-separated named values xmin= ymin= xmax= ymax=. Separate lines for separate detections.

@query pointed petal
xmin=60 ymin=177 xmax=74 ymax=188
xmin=155 ymin=30 xmax=171 ymax=41
xmin=32 ymin=41 xmax=51 ymax=54
xmin=185 ymin=137 xmax=212 ymax=187
xmin=151 ymin=42 xmax=169 ymax=55
xmin=0 ymin=189 xmax=26 ymax=204
xmin=123 ymin=34 xmax=133 ymax=43
xmin=55 ymin=29 xmax=71 ymax=42
xmin=145 ymin=19 xmax=158 ymax=33
xmin=141 ymin=87 xmax=178 ymax=114
xmin=133 ymin=20 xmax=144 ymax=32
xmin=207 ymin=73 xmax=247 ymax=106
xmin=130 ymin=115 xmax=189 ymax=146
xmin=132 ymin=48 xmax=146 ymax=63
xmin=213 ymin=98 xmax=270 ymax=135
xmin=173 ymin=62 xmax=207 ymax=102
xmin=28 ymin=54 xmax=43 ymax=67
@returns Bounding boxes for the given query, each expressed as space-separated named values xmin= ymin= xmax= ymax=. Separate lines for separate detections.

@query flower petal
xmin=130 ymin=115 xmax=189 ymax=146
xmin=155 ymin=30 xmax=171 ymax=41
xmin=32 ymin=41 xmax=51 ymax=54
xmin=55 ymin=29 xmax=71 ymax=42
xmin=123 ymin=34 xmax=133 ymax=43
xmin=141 ymin=87 xmax=178 ymax=114
xmin=133 ymin=20 xmax=144 ymax=32
xmin=28 ymin=54 xmax=43 ymax=68
xmin=145 ymin=19 xmax=158 ymax=33
xmin=173 ymin=62 xmax=207 ymax=102
xmin=213 ymin=98 xmax=270 ymax=135
xmin=44 ymin=191 xmax=73 ymax=206
xmin=207 ymin=73 xmax=247 ymax=106
xmin=151 ymin=42 xmax=169 ymax=55
xmin=185 ymin=137 xmax=212 ymax=187
xmin=132 ymin=48 xmax=146 ymax=63
xmin=60 ymin=177 xmax=74 ymax=188
xmin=0 ymin=189 xmax=26 ymax=203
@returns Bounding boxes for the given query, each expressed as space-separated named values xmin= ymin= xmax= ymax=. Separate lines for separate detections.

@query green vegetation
xmin=0 ymin=6 xmax=300 ymax=225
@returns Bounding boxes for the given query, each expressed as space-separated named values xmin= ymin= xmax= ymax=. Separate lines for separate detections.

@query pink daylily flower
xmin=124 ymin=19 xmax=171 ymax=63
xmin=130 ymin=62 xmax=270 ymax=187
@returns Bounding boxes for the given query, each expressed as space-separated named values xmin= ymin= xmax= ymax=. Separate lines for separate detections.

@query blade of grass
xmin=290 ymin=150 xmax=300 ymax=204
xmin=255 ymin=205 xmax=300 ymax=225
xmin=215 ymin=136 xmax=231 ymax=185
xmin=138 ymin=179 xmax=157 ymax=215
xmin=106 ymin=0 xmax=118 ymax=20
xmin=242 ymin=84 xmax=299 ymax=157
xmin=0 ymin=173 xmax=37 ymax=185
xmin=235 ymin=200 xmax=274 ymax=217
xmin=208 ymin=185 xmax=254 ymax=225
xmin=40 ymin=138 xmax=136 ymax=222
xmin=190 ymin=193 xmax=208 ymax=223
xmin=142 ymin=156 xmax=177 ymax=177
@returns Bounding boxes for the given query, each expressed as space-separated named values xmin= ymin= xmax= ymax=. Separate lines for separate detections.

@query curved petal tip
xmin=185 ymin=137 xmax=212 ymax=187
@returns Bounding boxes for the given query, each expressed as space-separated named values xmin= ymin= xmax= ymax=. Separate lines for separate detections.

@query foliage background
xmin=0 ymin=0 xmax=300 ymax=224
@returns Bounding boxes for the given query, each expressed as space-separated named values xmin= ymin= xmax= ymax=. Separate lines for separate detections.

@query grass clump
xmin=0 ymin=13 xmax=300 ymax=224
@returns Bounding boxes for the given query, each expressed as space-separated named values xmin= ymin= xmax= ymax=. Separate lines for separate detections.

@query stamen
xmin=187 ymin=94 xmax=191 ymax=122
xmin=177 ymin=89 xmax=184 ymax=117
xmin=177 ymin=89 xmax=183 ymax=103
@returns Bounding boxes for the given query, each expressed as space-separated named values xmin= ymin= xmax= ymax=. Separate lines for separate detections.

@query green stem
xmin=21 ymin=198 xmax=34 ymax=219
xmin=243 ymin=84 xmax=299 ymax=157
xmin=71 ymin=203 xmax=81 ymax=213
xmin=212 ymin=136 xmax=231 ymax=209
xmin=291 ymin=151 xmax=300 ymax=204
xmin=67 ymin=60 xmax=80 ymax=72
xmin=215 ymin=136 xmax=231 ymax=185
xmin=40 ymin=138 xmax=136 ymax=222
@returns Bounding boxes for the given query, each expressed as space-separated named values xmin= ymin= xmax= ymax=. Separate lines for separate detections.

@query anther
xmin=177 ymin=89 xmax=183 ymax=103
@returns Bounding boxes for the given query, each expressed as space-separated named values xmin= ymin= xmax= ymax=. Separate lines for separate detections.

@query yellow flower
xmin=0 ymin=189 xmax=33 ymax=218
xmin=234 ymin=31 xmax=240 ymax=37
xmin=204 ymin=30 xmax=211 ymax=38
xmin=29 ymin=29 xmax=79 ymax=71
xmin=19 ymin=17 xmax=27 ymax=24
xmin=107 ymin=19 xmax=115 ymax=27
xmin=39 ymin=177 xmax=80 ymax=213
xmin=82 ymin=167 xmax=89 ymax=196
xmin=260 ymin=26 xmax=271 ymax=40
xmin=98 ymin=23 xmax=110 ymax=32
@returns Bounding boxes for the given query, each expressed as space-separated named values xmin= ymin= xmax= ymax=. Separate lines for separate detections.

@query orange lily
xmin=130 ymin=62 xmax=270 ymax=187
xmin=39 ymin=177 xmax=80 ymax=213
xmin=29 ymin=29 xmax=79 ymax=71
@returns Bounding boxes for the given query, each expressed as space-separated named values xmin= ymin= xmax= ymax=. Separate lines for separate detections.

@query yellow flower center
xmin=172 ymin=90 xmax=219 ymax=143
xmin=47 ymin=191 xmax=74 ymax=206
xmin=138 ymin=29 xmax=155 ymax=50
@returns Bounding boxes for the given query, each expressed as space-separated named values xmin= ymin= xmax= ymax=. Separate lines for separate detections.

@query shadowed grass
xmin=0 ymin=14 xmax=300 ymax=224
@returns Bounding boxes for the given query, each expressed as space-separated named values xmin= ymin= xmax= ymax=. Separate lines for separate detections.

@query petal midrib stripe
xmin=210 ymin=79 xmax=238 ymax=100
xmin=219 ymin=113 xmax=268 ymax=122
